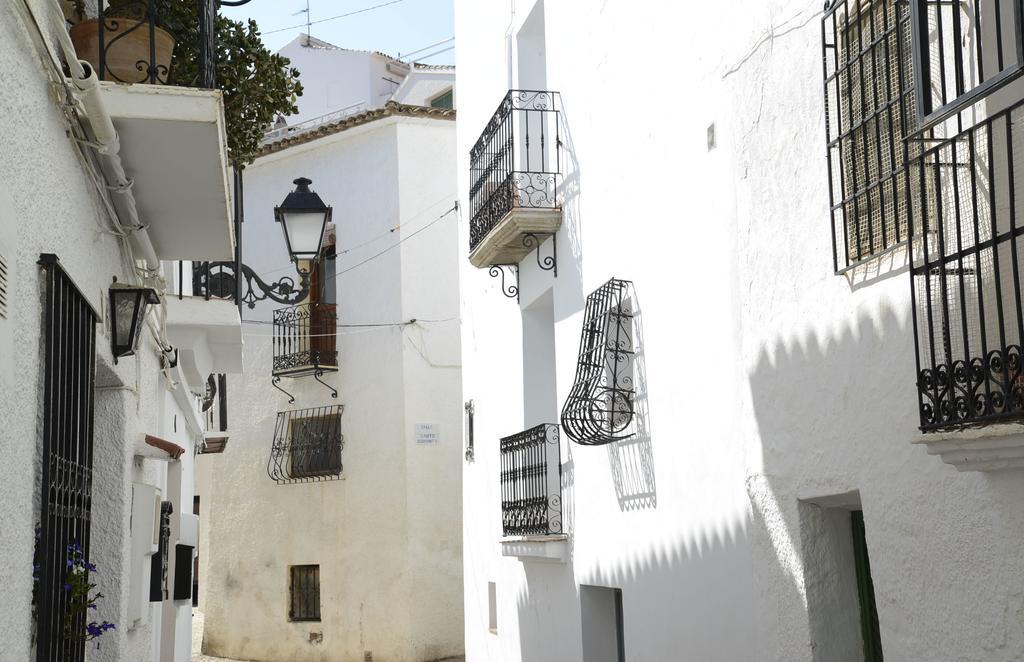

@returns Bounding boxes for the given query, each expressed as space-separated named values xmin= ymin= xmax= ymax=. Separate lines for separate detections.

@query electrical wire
xmin=398 ymin=36 xmax=454 ymax=60
xmin=262 ymin=0 xmax=410 ymax=35
xmin=338 ymin=203 xmax=457 ymax=275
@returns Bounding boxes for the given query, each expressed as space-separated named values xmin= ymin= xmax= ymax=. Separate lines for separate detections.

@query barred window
xmin=289 ymin=565 xmax=321 ymax=622
xmin=823 ymin=0 xmax=920 ymax=270
xmin=289 ymin=412 xmax=342 ymax=479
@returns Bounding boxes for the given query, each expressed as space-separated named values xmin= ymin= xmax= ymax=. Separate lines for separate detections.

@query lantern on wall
xmin=274 ymin=177 xmax=332 ymax=262
xmin=109 ymin=277 xmax=160 ymax=362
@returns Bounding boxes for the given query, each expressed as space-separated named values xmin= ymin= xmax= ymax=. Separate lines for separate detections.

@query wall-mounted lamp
xmin=274 ymin=177 xmax=332 ymax=262
xmin=109 ymin=277 xmax=159 ymax=363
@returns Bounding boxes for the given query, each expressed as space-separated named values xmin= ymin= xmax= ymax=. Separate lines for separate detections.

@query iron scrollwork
xmin=195 ymin=261 xmax=311 ymax=310
xmin=488 ymin=265 xmax=519 ymax=300
xmin=561 ymin=278 xmax=636 ymax=446
xmin=522 ymin=233 xmax=557 ymax=275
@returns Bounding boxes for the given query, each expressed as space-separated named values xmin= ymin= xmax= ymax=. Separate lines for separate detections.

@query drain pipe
xmin=44 ymin=1 xmax=161 ymax=273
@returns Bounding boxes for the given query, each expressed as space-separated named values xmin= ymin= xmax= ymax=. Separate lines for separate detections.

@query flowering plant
xmin=32 ymin=533 xmax=116 ymax=647
xmin=63 ymin=542 xmax=117 ymax=645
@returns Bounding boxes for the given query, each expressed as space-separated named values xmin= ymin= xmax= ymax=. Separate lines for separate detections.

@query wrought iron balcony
xmin=272 ymin=303 xmax=338 ymax=378
xmin=267 ymin=405 xmax=344 ymax=484
xmin=500 ymin=423 xmax=562 ymax=537
xmin=71 ymin=0 xmax=217 ymax=88
xmin=468 ymin=90 xmax=562 ymax=268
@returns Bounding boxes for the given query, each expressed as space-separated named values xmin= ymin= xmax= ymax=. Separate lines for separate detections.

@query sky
xmin=220 ymin=0 xmax=455 ymax=64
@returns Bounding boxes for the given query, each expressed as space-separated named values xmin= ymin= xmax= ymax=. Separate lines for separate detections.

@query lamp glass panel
xmin=282 ymin=211 xmax=327 ymax=257
xmin=113 ymin=292 xmax=139 ymax=348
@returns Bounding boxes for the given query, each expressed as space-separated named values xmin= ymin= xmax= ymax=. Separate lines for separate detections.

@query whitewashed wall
xmin=1 ymin=3 xmax=220 ymax=660
xmin=456 ymin=1 xmax=1024 ymax=661
xmin=201 ymin=114 xmax=464 ymax=661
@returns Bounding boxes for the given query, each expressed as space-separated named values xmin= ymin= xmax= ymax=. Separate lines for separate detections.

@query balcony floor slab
xmin=469 ymin=207 xmax=561 ymax=268
xmin=913 ymin=422 xmax=1024 ymax=471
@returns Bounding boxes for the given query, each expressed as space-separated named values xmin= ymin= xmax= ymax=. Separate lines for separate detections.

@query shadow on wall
xmin=606 ymin=293 xmax=655 ymax=511
xmin=555 ymin=95 xmax=585 ymax=320
xmin=514 ymin=517 xmax=767 ymax=661
xmin=746 ymin=302 xmax=1024 ymax=659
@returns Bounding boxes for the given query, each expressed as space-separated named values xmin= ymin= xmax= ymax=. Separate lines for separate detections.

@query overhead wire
xmin=262 ymin=0 xmax=410 ymax=35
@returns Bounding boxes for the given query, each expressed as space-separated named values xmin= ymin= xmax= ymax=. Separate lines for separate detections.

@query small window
xmin=487 ymin=581 xmax=497 ymax=633
xmin=430 ymin=89 xmax=454 ymax=109
xmin=289 ymin=565 xmax=321 ymax=622
xmin=851 ymin=511 xmax=883 ymax=661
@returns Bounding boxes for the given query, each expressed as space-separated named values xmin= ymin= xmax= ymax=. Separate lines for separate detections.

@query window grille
xmin=267 ymin=406 xmax=344 ymax=484
xmin=500 ymin=423 xmax=562 ymax=536
xmin=35 ymin=255 xmax=99 ymax=662
xmin=823 ymin=0 xmax=922 ymax=271
xmin=561 ymin=278 xmax=636 ymax=446
xmin=911 ymin=0 xmax=1024 ymax=128
xmin=289 ymin=565 xmax=321 ymax=621
xmin=911 ymin=100 xmax=1024 ymax=429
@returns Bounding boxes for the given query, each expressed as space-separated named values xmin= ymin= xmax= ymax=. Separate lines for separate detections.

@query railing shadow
xmin=607 ymin=294 xmax=656 ymax=510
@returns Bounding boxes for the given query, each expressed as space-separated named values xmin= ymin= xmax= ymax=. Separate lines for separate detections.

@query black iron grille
xmin=36 ymin=255 xmax=99 ymax=662
xmin=912 ymin=99 xmax=1024 ymax=430
xmin=823 ymin=0 xmax=921 ymax=271
xmin=289 ymin=565 xmax=321 ymax=621
xmin=500 ymin=424 xmax=562 ymax=537
xmin=561 ymin=278 xmax=636 ymax=446
xmin=267 ymin=406 xmax=344 ymax=484
xmin=911 ymin=0 xmax=1024 ymax=127
xmin=469 ymin=90 xmax=561 ymax=251
xmin=272 ymin=303 xmax=338 ymax=377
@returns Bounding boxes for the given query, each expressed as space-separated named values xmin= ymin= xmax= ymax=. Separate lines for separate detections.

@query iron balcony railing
xmin=268 ymin=405 xmax=345 ymax=484
xmin=469 ymin=90 xmax=561 ymax=251
xmin=500 ymin=423 xmax=562 ymax=537
xmin=911 ymin=98 xmax=1024 ymax=430
xmin=272 ymin=303 xmax=339 ymax=377
xmin=83 ymin=0 xmax=217 ymax=88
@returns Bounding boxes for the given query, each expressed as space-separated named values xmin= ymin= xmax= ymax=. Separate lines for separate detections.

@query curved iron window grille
xmin=561 ymin=278 xmax=636 ymax=446
xmin=92 ymin=0 xmax=217 ymax=88
xmin=469 ymin=89 xmax=561 ymax=251
xmin=500 ymin=424 xmax=562 ymax=536
xmin=268 ymin=405 xmax=344 ymax=484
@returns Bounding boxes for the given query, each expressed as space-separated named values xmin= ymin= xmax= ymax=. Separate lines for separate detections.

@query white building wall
xmin=457 ymin=1 xmax=1024 ymax=661
xmin=202 ymin=115 xmax=463 ymax=661
xmin=1 ymin=3 xmax=232 ymax=660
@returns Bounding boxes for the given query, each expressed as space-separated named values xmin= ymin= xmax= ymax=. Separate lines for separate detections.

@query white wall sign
xmin=415 ymin=423 xmax=439 ymax=445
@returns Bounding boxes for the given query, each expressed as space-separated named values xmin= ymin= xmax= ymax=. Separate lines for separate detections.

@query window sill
xmin=499 ymin=534 xmax=568 ymax=563
xmin=912 ymin=422 xmax=1024 ymax=472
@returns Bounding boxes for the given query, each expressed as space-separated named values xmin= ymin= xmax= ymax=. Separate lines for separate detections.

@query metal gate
xmin=35 ymin=254 xmax=99 ymax=661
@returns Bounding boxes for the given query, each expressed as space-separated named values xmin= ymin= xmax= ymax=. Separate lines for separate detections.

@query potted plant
xmin=61 ymin=0 xmax=85 ymax=25
xmin=70 ymin=0 xmax=177 ymax=84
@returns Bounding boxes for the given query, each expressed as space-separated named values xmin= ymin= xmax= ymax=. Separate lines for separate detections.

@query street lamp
xmin=197 ymin=175 xmax=332 ymax=309
xmin=275 ymin=178 xmax=332 ymax=262
xmin=109 ymin=277 xmax=160 ymax=362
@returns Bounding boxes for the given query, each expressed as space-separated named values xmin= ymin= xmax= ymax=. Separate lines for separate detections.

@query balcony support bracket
xmin=488 ymin=265 xmax=519 ymax=301
xmin=523 ymin=232 xmax=557 ymax=277
xmin=313 ymin=369 xmax=338 ymax=399
xmin=271 ymin=376 xmax=296 ymax=404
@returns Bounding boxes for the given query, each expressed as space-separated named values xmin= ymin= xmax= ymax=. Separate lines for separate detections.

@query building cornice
xmin=257 ymin=101 xmax=456 ymax=158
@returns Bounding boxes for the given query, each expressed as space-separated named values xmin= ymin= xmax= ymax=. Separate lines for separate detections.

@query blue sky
xmin=220 ymin=0 xmax=455 ymax=64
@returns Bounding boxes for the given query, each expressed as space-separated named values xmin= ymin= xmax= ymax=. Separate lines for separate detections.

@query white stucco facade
xmin=198 ymin=51 xmax=463 ymax=660
xmin=456 ymin=2 xmax=1024 ymax=662
xmin=1 ymin=2 xmax=241 ymax=661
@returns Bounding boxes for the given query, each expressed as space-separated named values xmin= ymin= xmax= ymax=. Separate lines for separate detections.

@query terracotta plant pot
xmin=70 ymin=18 xmax=175 ymax=85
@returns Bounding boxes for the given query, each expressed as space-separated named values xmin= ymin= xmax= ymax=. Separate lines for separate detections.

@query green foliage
xmin=109 ymin=1 xmax=303 ymax=166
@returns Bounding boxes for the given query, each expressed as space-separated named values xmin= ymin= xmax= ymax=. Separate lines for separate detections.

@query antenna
xmin=292 ymin=0 xmax=312 ymax=43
